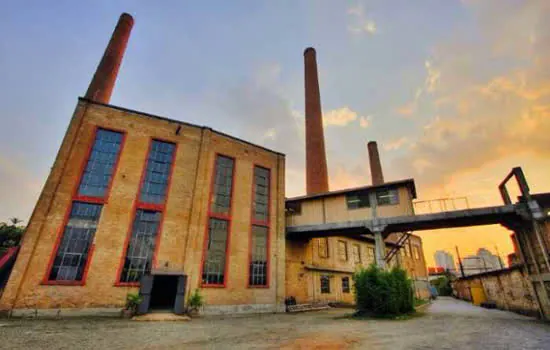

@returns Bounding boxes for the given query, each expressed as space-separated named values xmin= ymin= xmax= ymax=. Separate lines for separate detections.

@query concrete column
xmin=374 ymin=230 xmax=386 ymax=269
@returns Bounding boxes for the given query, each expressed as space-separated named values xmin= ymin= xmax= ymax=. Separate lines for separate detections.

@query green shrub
xmin=353 ymin=264 xmax=414 ymax=317
xmin=125 ymin=293 xmax=143 ymax=312
xmin=187 ymin=289 xmax=204 ymax=312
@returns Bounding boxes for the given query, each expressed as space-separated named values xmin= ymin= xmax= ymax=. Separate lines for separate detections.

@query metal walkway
xmin=286 ymin=204 xmax=526 ymax=240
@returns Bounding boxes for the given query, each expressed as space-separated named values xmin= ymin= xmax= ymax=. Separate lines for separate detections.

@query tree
xmin=0 ymin=218 xmax=25 ymax=252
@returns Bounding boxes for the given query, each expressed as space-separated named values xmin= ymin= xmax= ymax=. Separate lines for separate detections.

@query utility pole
xmin=456 ymin=246 xmax=465 ymax=278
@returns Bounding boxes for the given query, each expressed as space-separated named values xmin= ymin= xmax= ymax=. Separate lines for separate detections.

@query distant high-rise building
xmin=434 ymin=250 xmax=456 ymax=273
xmin=462 ymin=248 xmax=504 ymax=276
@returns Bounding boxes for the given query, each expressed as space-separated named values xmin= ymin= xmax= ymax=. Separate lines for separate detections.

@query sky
xmin=1 ymin=0 xmax=550 ymax=267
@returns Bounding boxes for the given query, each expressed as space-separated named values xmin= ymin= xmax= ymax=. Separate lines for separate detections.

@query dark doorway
xmin=149 ymin=275 xmax=178 ymax=311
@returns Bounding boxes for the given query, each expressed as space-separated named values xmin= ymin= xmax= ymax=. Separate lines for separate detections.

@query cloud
xmin=323 ymin=107 xmax=370 ymax=128
xmin=359 ymin=115 xmax=371 ymax=128
xmin=391 ymin=0 xmax=550 ymax=192
xmin=383 ymin=137 xmax=408 ymax=151
xmin=396 ymin=60 xmax=438 ymax=117
xmin=347 ymin=4 xmax=377 ymax=35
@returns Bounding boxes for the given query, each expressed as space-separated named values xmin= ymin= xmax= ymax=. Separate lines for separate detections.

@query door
xmin=174 ymin=275 xmax=188 ymax=314
xmin=138 ymin=274 xmax=154 ymax=314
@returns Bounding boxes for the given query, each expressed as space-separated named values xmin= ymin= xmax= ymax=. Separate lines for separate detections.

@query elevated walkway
xmin=286 ymin=204 xmax=524 ymax=240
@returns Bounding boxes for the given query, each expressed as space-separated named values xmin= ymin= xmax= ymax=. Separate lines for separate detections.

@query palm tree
xmin=9 ymin=217 xmax=22 ymax=226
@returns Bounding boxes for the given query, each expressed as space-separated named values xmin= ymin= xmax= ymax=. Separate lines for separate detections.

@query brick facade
xmin=0 ymin=99 xmax=286 ymax=313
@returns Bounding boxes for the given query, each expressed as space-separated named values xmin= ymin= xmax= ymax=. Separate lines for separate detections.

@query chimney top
xmin=84 ymin=13 xmax=134 ymax=104
xmin=304 ymin=47 xmax=316 ymax=56
xmin=119 ymin=13 xmax=135 ymax=26
xmin=368 ymin=141 xmax=385 ymax=186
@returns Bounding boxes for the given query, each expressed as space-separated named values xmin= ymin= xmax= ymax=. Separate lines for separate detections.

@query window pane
xmin=320 ymin=275 xmax=330 ymax=294
xmin=78 ymin=129 xmax=123 ymax=198
xmin=202 ymin=218 xmax=229 ymax=285
xmin=346 ymin=192 xmax=370 ymax=209
xmin=249 ymin=225 xmax=268 ymax=286
xmin=210 ymin=156 xmax=234 ymax=215
xmin=353 ymin=244 xmax=361 ymax=264
xmin=49 ymin=202 xmax=102 ymax=281
xmin=120 ymin=210 xmax=161 ymax=283
xmin=376 ymin=189 xmax=399 ymax=206
xmin=338 ymin=240 xmax=348 ymax=261
xmin=318 ymin=238 xmax=329 ymax=258
xmin=139 ymin=140 xmax=176 ymax=204
xmin=342 ymin=277 xmax=350 ymax=293
xmin=253 ymin=167 xmax=270 ymax=222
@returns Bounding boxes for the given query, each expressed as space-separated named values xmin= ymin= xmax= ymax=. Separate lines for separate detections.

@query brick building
xmin=0 ymin=13 xmax=428 ymax=315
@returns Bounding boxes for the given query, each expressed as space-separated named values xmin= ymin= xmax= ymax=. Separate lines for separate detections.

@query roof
xmin=285 ymin=178 xmax=417 ymax=202
xmin=78 ymin=97 xmax=286 ymax=157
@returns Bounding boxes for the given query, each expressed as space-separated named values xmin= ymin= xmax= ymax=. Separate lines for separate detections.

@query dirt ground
xmin=1 ymin=297 xmax=549 ymax=349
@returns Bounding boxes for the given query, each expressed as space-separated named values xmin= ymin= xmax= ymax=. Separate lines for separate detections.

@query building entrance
xmin=138 ymin=273 xmax=187 ymax=314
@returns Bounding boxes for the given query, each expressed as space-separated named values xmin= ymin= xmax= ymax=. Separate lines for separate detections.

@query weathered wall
xmin=286 ymin=186 xmax=413 ymax=227
xmin=285 ymin=233 xmax=430 ymax=304
xmin=0 ymin=99 xmax=286 ymax=313
xmin=453 ymin=266 xmax=539 ymax=317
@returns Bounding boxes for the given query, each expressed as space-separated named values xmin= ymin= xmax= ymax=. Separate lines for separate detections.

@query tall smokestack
xmin=85 ymin=13 xmax=134 ymax=104
xmin=368 ymin=141 xmax=384 ymax=186
xmin=304 ymin=47 xmax=329 ymax=195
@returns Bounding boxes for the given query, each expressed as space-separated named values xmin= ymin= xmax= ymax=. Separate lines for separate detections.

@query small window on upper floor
xmin=413 ymin=246 xmax=421 ymax=260
xmin=318 ymin=238 xmax=329 ymax=258
xmin=338 ymin=240 xmax=348 ymax=261
xmin=286 ymin=201 xmax=302 ymax=215
xmin=376 ymin=189 xmax=399 ymax=206
xmin=346 ymin=193 xmax=370 ymax=209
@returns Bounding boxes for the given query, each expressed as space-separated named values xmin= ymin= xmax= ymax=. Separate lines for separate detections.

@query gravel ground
xmin=1 ymin=297 xmax=549 ymax=349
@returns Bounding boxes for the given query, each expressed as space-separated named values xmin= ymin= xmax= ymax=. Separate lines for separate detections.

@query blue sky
xmin=2 ymin=1 xmax=550 ymax=264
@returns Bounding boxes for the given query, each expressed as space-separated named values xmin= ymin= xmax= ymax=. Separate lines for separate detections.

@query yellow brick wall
xmin=0 ymin=100 xmax=286 ymax=311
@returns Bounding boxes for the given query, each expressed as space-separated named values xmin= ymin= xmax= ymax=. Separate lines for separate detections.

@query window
xmin=249 ymin=226 xmax=268 ymax=286
xmin=413 ymin=246 xmax=421 ymax=260
xmin=252 ymin=167 xmax=269 ymax=222
xmin=202 ymin=155 xmax=235 ymax=286
xmin=320 ymin=275 xmax=330 ymax=294
xmin=47 ymin=128 xmax=125 ymax=283
xmin=318 ymin=238 xmax=329 ymax=258
xmin=286 ymin=201 xmax=302 ymax=215
xmin=368 ymin=247 xmax=375 ymax=260
xmin=346 ymin=192 xmax=370 ymax=209
xmin=119 ymin=210 xmax=161 ymax=283
xmin=118 ymin=138 xmax=176 ymax=285
xmin=139 ymin=140 xmax=176 ymax=204
xmin=48 ymin=202 xmax=102 ymax=281
xmin=249 ymin=166 xmax=270 ymax=287
xmin=338 ymin=240 xmax=348 ymax=261
xmin=376 ymin=189 xmax=399 ymax=206
xmin=210 ymin=156 xmax=235 ymax=215
xmin=342 ymin=277 xmax=350 ymax=293
xmin=78 ymin=129 xmax=123 ymax=198
xmin=202 ymin=218 xmax=229 ymax=285
xmin=352 ymin=244 xmax=361 ymax=264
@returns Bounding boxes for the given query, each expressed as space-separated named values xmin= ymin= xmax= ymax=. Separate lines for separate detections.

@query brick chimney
xmin=85 ymin=13 xmax=134 ymax=104
xmin=368 ymin=141 xmax=384 ymax=185
xmin=304 ymin=47 xmax=329 ymax=195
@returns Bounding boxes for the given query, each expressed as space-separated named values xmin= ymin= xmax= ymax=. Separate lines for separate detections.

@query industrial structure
xmin=1 ymin=13 xmax=550 ymax=318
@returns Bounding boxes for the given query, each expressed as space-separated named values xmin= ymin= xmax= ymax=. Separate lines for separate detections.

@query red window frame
xmin=42 ymin=126 xmax=127 ymax=286
xmin=199 ymin=153 xmax=236 ymax=288
xmin=247 ymin=164 xmax=271 ymax=288
xmin=115 ymin=138 xmax=178 ymax=287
